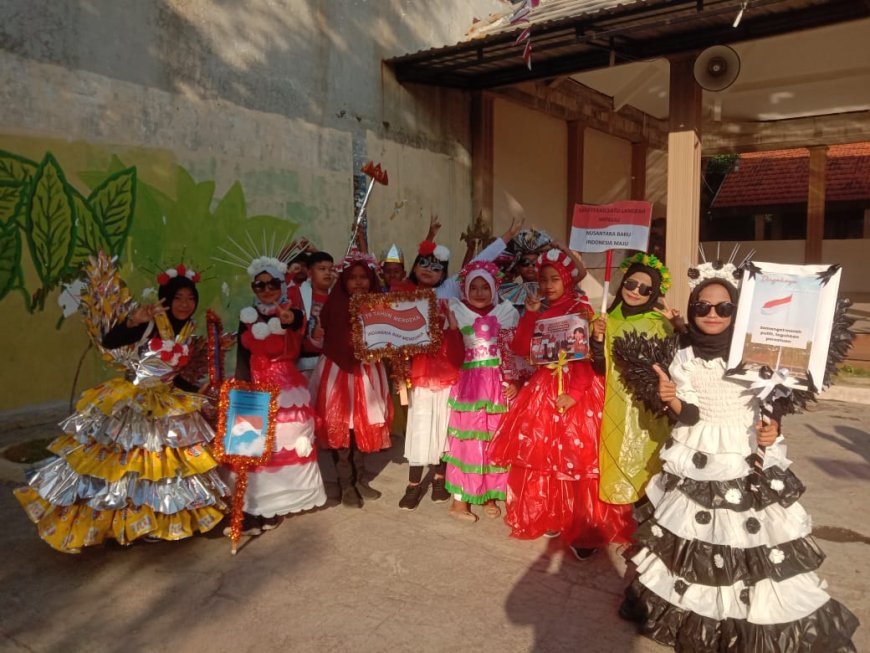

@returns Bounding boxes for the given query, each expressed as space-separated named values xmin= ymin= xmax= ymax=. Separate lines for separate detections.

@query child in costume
xmin=309 ymin=250 xmax=393 ymax=508
xmin=296 ymin=250 xmax=335 ymax=379
xmin=398 ymin=216 xmax=521 ymax=510
xmin=15 ymin=256 xmax=226 ymax=553
xmin=380 ymin=243 xmax=407 ymax=290
xmin=592 ymin=253 xmax=676 ymax=507
xmin=620 ymin=261 xmax=859 ymax=652
xmin=443 ymin=261 xmax=519 ymax=522
xmin=488 ymin=249 xmax=634 ymax=553
xmin=228 ymin=254 xmax=327 ymax=536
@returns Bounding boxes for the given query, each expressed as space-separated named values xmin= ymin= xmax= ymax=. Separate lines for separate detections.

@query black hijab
xmin=608 ymin=262 xmax=663 ymax=317
xmin=684 ymin=278 xmax=738 ymax=361
xmin=158 ymin=275 xmax=199 ymax=335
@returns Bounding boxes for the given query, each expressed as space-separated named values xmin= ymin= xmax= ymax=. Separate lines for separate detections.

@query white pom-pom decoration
xmin=240 ymin=306 xmax=258 ymax=324
xmin=713 ymin=554 xmax=725 ymax=569
xmin=768 ymin=548 xmax=785 ymax=564
xmin=293 ymin=435 xmax=313 ymax=458
xmin=433 ymin=245 xmax=451 ymax=261
xmin=546 ymin=249 xmax=560 ymax=261
xmin=167 ymin=268 xmax=178 ymax=278
xmin=651 ymin=524 xmax=664 ymax=538
xmin=251 ymin=322 xmax=271 ymax=340
xmin=725 ymin=488 xmax=742 ymax=504
xmin=770 ymin=479 xmax=785 ymax=492
xmin=268 ymin=317 xmax=284 ymax=335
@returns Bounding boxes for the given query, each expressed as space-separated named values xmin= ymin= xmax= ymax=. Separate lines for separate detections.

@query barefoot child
xmin=443 ymin=261 xmax=519 ymax=522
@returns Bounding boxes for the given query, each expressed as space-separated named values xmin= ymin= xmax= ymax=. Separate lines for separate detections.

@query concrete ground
xmin=0 ymin=398 xmax=867 ymax=653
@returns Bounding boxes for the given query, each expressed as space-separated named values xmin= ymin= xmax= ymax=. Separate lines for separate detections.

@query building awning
xmin=712 ymin=143 xmax=870 ymax=208
xmin=386 ymin=0 xmax=867 ymax=89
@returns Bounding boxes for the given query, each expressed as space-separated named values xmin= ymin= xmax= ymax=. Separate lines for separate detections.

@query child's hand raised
xmin=501 ymin=216 xmax=524 ymax=243
xmin=278 ymin=305 xmax=295 ymax=326
xmin=525 ymin=289 xmax=542 ymax=313
xmin=127 ymin=299 xmax=166 ymax=327
xmin=653 ymin=364 xmax=677 ymax=403
xmin=446 ymin=309 xmax=459 ymax=331
xmin=426 ymin=213 xmax=442 ymax=241
xmin=311 ymin=316 xmax=324 ymax=343
xmin=654 ymin=299 xmax=685 ymax=331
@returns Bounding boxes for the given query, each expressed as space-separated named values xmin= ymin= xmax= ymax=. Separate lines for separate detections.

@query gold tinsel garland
xmin=213 ymin=379 xmax=279 ymax=554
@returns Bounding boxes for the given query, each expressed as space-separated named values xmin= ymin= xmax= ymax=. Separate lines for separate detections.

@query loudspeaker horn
xmin=693 ymin=45 xmax=741 ymax=91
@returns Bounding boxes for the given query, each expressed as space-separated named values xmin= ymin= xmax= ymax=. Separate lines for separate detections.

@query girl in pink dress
xmin=444 ymin=261 xmax=519 ymax=522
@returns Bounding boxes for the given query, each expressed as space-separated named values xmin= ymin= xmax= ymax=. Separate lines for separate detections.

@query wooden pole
xmin=665 ymin=55 xmax=703 ymax=312
xmin=805 ymin=145 xmax=828 ymax=264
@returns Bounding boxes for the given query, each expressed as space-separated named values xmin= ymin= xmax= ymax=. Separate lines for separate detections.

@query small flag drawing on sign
xmin=228 ymin=415 xmax=265 ymax=456
xmin=761 ymin=295 xmax=792 ymax=315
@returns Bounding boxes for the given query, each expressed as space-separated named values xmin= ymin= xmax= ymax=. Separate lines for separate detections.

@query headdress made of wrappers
xmin=335 ymin=248 xmax=380 ymax=275
xmin=380 ymin=243 xmax=404 ymax=265
xmin=213 ymin=230 xmax=306 ymax=281
xmin=156 ymin=263 xmax=202 ymax=286
xmin=459 ymin=260 xmax=503 ymax=300
xmin=619 ymin=253 xmax=672 ymax=294
xmin=687 ymin=244 xmax=754 ymax=290
xmin=537 ymin=248 xmax=580 ymax=287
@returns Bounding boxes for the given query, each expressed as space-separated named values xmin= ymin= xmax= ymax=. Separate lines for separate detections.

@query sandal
xmin=449 ymin=509 xmax=479 ymax=523
xmin=483 ymin=502 xmax=501 ymax=519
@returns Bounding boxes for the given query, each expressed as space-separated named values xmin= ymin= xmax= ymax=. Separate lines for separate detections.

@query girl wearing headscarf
xmin=488 ymin=249 xmax=634 ymax=552
xmin=16 ymin=261 xmax=227 ymax=552
xmin=443 ymin=261 xmax=519 ymax=522
xmin=309 ymin=250 xmax=393 ymax=508
xmin=592 ymin=253 xmax=677 ymax=507
xmin=621 ymin=262 xmax=858 ymax=652
xmin=228 ymin=254 xmax=326 ymax=536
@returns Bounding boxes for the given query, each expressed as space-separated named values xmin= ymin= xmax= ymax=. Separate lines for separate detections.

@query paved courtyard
xmin=0 ymin=398 xmax=867 ymax=652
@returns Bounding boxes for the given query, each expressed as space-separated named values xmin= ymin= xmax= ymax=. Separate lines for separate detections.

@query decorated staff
xmin=347 ymin=161 xmax=389 ymax=257
xmin=213 ymin=381 xmax=279 ymax=555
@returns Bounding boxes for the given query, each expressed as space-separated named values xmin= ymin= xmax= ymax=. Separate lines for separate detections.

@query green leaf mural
xmin=0 ymin=150 xmax=37 ymax=183
xmin=0 ymin=180 xmax=26 ymax=225
xmin=0 ymin=221 xmax=21 ymax=301
xmin=88 ymin=167 xmax=136 ymax=256
xmin=68 ymin=191 xmax=110 ymax=270
xmin=25 ymin=154 xmax=76 ymax=291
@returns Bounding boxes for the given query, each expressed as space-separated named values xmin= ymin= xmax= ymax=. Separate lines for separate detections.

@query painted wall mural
xmin=0 ymin=137 xmax=301 ymax=410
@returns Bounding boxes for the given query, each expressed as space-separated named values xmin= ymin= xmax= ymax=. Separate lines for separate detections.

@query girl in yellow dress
xmin=15 ymin=255 xmax=226 ymax=553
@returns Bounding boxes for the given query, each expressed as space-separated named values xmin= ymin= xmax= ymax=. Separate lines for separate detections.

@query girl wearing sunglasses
xmin=228 ymin=257 xmax=326 ymax=536
xmin=620 ymin=264 xmax=858 ymax=652
xmin=592 ymin=253 xmax=678 ymax=514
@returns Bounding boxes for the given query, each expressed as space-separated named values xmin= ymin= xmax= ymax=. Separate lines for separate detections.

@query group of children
xmin=14 ymin=219 xmax=858 ymax=651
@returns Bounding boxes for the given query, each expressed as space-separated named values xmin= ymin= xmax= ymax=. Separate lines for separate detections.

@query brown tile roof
xmin=712 ymin=143 xmax=870 ymax=208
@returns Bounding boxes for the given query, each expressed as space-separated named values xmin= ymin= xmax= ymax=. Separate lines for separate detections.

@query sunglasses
xmin=251 ymin=279 xmax=283 ymax=292
xmin=692 ymin=301 xmax=736 ymax=318
xmin=622 ymin=278 xmax=654 ymax=296
xmin=517 ymin=259 xmax=536 ymax=267
xmin=417 ymin=258 xmax=445 ymax=273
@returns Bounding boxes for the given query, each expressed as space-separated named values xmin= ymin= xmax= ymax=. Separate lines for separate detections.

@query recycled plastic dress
xmin=232 ymin=306 xmax=326 ymax=516
xmin=15 ymin=316 xmax=226 ymax=553
xmin=622 ymin=346 xmax=859 ymax=651
xmin=488 ymin=292 xmax=634 ymax=546
xmin=598 ymin=304 xmax=673 ymax=504
xmin=443 ymin=300 xmax=518 ymax=504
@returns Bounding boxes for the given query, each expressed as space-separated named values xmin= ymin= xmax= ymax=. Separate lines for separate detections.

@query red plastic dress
xmin=488 ymin=292 xmax=635 ymax=547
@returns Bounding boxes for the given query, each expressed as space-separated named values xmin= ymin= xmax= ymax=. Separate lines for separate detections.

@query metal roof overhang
xmin=387 ymin=0 xmax=869 ymax=90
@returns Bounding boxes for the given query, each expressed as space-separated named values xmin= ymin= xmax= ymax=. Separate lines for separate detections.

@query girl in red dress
xmin=488 ymin=248 xmax=634 ymax=555
xmin=308 ymin=250 xmax=393 ymax=508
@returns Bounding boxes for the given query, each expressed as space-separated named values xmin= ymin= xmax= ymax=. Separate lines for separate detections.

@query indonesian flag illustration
xmin=761 ymin=294 xmax=793 ymax=315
